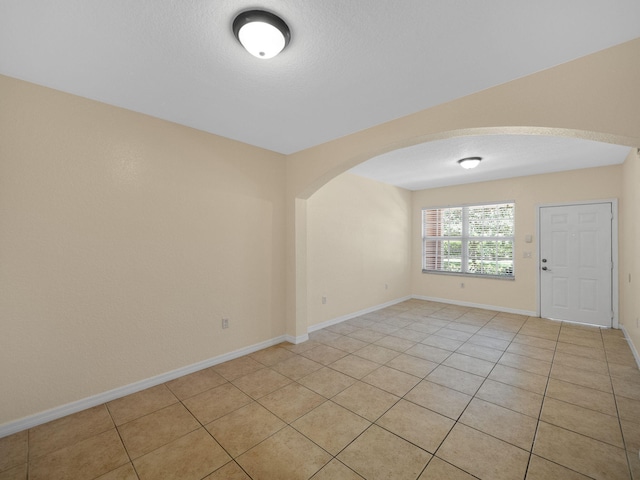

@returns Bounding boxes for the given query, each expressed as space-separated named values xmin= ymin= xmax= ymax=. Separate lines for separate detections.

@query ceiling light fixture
xmin=233 ymin=10 xmax=291 ymax=59
xmin=457 ymin=157 xmax=482 ymax=169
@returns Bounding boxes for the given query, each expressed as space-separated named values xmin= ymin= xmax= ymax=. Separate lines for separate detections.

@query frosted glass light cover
xmin=238 ymin=21 xmax=286 ymax=59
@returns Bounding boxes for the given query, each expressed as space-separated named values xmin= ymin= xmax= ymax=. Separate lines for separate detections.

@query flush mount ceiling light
xmin=457 ymin=157 xmax=482 ymax=169
xmin=233 ymin=10 xmax=291 ymax=59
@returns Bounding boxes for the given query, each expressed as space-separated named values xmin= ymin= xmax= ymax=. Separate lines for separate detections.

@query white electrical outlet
xmin=385 ymin=283 xmax=388 ymax=290
xmin=222 ymin=318 xmax=229 ymax=329
xmin=460 ymin=282 xmax=465 ymax=288
xmin=321 ymin=296 xmax=327 ymax=304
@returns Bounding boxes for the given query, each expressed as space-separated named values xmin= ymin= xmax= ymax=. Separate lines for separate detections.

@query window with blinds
xmin=422 ymin=202 xmax=515 ymax=278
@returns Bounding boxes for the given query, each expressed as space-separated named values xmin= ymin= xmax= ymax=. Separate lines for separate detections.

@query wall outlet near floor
xmin=460 ymin=282 xmax=465 ymax=288
xmin=321 ymin=296 xmax=327 ymax=304
xmin=385 ymin=283 xmax=388 ymax=290
xmin=221 ymin=318 xmax=229 ymax=329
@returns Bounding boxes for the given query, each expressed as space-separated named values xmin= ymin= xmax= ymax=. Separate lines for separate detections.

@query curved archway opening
xmin=293 ymin=127 xmax=637 ymax=339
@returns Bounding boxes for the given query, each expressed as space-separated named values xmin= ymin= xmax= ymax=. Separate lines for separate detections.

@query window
xmin=422 ymin=202 xmax=515 ymax=278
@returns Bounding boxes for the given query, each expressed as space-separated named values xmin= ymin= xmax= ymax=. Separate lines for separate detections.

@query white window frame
xmin=421 ymin=201 xmax=515 ymax=279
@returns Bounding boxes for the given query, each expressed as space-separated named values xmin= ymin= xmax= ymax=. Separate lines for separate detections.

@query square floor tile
xmin=467 ymin=333 xmax=510 ymax=350
xmin=0 ymin=431 xmax=27 ymax=472
xmin=550 ymin=363 xmax=613 ymax=393
xmin=374 ymin=335 xmax=416 ymax=352
xmin=29 ymin=405 xmax=115 ymax=459
xmin=206 ymin=402 xmax=285 ymax=457
xmin=333 ymin=382 xmax=399 ymax=421
xmin=512 ymin=334 xmax=557 ymax=351
xmin=353 ymin=344 xmax=400 ymax=364
xmin=545 ymin=378 xmax=617 ymax=416
xmin=329 ymin=355 xmax=380 ymax=379
xmin=506 ymin=343 xmax=555 ymax=362
xmin=338 ymin=425 xmax=431 ymax=480
xmin=555 ymin=342 xmax=606 ymax=362
xmin=297 ymin=367 xmax=356 ymax=398
xmin=443 ymin=352 xmax=495 ymax=377
xmin=258 ymin=383 xmax=325 ymax=423
xmin=475 ymin=379 xmax=543 ymax=418
xmin=405 ymin=343 xmax=452 ymax=363
xmin=107 ymin=385 xmax=178 ymax=426
xmin=376 ymin=399 xmax=454 ymax=453
xmin=499 ymin=352 xmax=552 ymax=376
xmin=118 ymin=402 xmax=200 ymax=459
xmin=404 ymin=381 xmax=472 ymax=420
xmin=301 ymin=344 xmax=349 ymax=365
xmin=438 ymin=423 xmax=529 ymax=480
xmin=231 ymin=368 xmax=292 ymax=399
xmin=459 ymin=398 xmax=537 ymax=450
xmin=418 ymin=457 xmax=476 ymax=479
xmin=361 ymin=365 xmax=421 ymax=396
xmin=203 ymin=461 xmax=251 ymax=480
xmin=237 ymin=427 xmax=331 ymax=480
xmin=489 ymin=364 xmax=548 ymax=395
xmin=94 ymin=463 xmax=139 ymax=480
xmin=612 ymin=375 xmax=640 ymax=400
xmin=183 ymin=382 xmax=252 ymax=424
xmin=426 ymin=365 xmax=484 ymax=395
xmin=525 ymin=455 xmax=591 ymax=480
xmin=0 ymin=464 xmax=28 ymax=480
xmin=133 ymin=428 xmax=230 ymax=480
xmin=347 ymin=328 xmax=386 ymax=343
xmin=390 ymin=328 xmax=430 ymax=342
xmin=310 ymin=459 xmax=364 ymax=480
xmin=165 ymin=367 xmax=227 ymax=400
xmin=212 ymin=356 xmax=265 ymax=381
xmin=553 ymin=352 xmax=609 ymax=375
xmin=385 ymin=354 xmax=438 ymax=377
xmin=533 ymin=421 xmax=630 ymax=480
xmin=292 ymin=401 xmax=370 ymax=455
xmin=617 ymin=395 xmax=640 ymax=424
xmin=325 ymin=336 xmax=369 ymax=354
xmin=29 ymin=429 xmax=128 ymax=480
xmin=456 ymin=342 xmax=504 ymax=362
xmin=420 ymin=335 xmax=464 ymax=352
xmin=270 ymin=355 xmax=323 ymax=381
xmin=250 ymin=346 xmax=297 ymax=366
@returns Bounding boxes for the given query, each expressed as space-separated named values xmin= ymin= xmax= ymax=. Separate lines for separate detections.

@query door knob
xmin=542 ymin=266 xmax=548 ymax=271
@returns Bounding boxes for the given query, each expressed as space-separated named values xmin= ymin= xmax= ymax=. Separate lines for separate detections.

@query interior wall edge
xmin=412 ymin=295 xmax=537 ymax=317
xmin=308 ymin=295 xmax=413 ymax=333
xmin=0 ymin=333 xmax=290 ymax=439
xmin=620 ymin=325 xmax=640 ymax=370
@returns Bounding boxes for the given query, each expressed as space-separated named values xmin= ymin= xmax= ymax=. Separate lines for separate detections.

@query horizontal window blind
xmin=422 ymin=202 xmax=515 ymax=277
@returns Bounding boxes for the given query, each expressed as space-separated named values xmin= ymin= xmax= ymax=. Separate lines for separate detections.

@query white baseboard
xmin=411 ymin=295 xmax=537 ymax=317
xmin=620 ymin=325 xmax=640 ymax=369
xmin=308 ymin=296 xmax=413 ymax=333
xmin=284 ymin=333 xmax=309 ymax=344
xmin=0 ymin=335 xmax=290 ymax=439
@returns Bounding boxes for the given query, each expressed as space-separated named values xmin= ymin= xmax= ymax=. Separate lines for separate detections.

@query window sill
xmin=421 ymin=270 xmax=515 ymax=281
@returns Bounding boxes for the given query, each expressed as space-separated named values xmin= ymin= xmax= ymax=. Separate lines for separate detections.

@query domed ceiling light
xmin=457 ymin=157 xmax=482 ymax=169
xmin=233 ymin=10 xmax=291 ymax=59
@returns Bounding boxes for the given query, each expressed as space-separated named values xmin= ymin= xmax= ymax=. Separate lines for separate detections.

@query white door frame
xmin=536 ymin=199 xmax=619 ymax=328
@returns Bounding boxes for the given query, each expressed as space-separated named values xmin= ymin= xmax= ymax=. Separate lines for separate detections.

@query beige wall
xmin=306 ymin=174 xmax=411 ymax=327
xmin=411 ymin=166 xmax=622 ymax=313
xmin=621 ymin=149 xmax=640 ymax=346
xmin=2 ymin=37 xmax=640 ymax=430
xmin=285 ymin=38 xmax=640 ymax=339
xmin=0 ymin=76 xmax=287 ymax=426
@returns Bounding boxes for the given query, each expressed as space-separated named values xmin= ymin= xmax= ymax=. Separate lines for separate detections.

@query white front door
xmin=539 ymin=202 xmax=613 ymax=327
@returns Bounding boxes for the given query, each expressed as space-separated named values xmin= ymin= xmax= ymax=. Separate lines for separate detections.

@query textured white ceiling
xmin=349 ymin=135 xmax=632 ymax=190
xmin=1 ymin=1 xmax=640 ymax=156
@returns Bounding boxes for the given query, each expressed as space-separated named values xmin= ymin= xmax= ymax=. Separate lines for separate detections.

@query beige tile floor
xmin=2 ymin=299 xmax=640 ymax=479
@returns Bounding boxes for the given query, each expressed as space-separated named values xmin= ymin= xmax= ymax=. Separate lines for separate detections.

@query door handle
xmin=542 ymin=266 xmax=548 ymax=271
